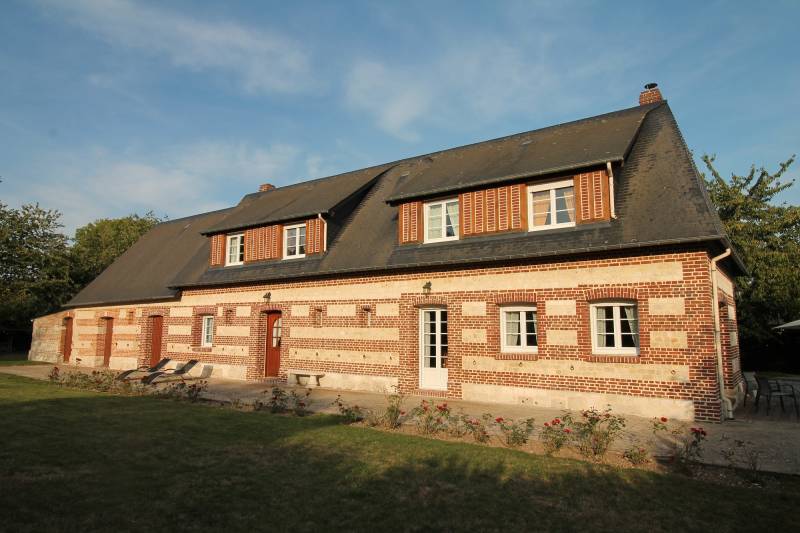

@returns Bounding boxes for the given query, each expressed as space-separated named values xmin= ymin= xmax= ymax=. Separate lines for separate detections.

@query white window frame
xmin=423 ymin=198 xmax=460 ymax=243
xmin=500 ymin=306 xmax=538 ymax=353
xmin=283 ymin=223 xmax=306 ymax=259
xmin=225 ymin=233 xmax=245 ymax=266
xmin=201 ymin=315 xmax=214 ymax=347
xmin=527 ymin=179 xmax=576 ymax=231
xmin=590 ymin=301 xmax=639 ymax=355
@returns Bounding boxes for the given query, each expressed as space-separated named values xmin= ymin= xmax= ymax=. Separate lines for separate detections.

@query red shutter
xmin=498 ymin=186 xmax=510 ymax=231
xmin=209 ymin=234 xmax=225 ymax=266
xmin=398 ymin=201 xmax=422 ymax=244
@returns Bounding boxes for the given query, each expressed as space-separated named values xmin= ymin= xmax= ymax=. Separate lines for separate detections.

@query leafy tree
xmin=69 ymin=212 xmax=163 ymax=287
xmin=702 ymin=154 xmax=800 ymax=370
xmin=0 ymin=203 xmax=74 ymax=331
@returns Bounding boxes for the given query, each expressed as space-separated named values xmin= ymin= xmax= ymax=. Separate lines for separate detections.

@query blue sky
xmin=2 ymin=0 xmax=798 ymax=235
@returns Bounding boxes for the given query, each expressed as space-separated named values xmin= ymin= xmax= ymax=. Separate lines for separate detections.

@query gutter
xmin=710 ymin=248 xmax=734 ymax=420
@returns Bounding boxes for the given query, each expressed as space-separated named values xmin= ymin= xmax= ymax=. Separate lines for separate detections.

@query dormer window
xmin=424 ymin=198 xmax=459 ymax=243
xmin=225 ymin=233 xmax=244 ymax=266
xmin=527 ymin=180 xmax=575 ymax=231
xmin=284 ymin=223 xmax=306 ymax=259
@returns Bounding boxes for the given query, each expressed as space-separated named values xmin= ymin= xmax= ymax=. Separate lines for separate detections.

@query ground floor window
xmin=500 ymin=306 xmax=538 ymax=353
xmin=201 ymin=315 xmax=214 ymax=347
xmin=590 ymin=302 xmax=639 ymax=355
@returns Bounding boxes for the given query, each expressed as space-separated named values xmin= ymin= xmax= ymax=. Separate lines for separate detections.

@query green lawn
xmin=0 ymin=352 xmax=47 ymax=366
xmin=1 ymin=375 xmax=798 ymax=532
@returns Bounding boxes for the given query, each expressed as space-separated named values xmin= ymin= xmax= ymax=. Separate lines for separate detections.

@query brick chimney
xmin=639 ymin=83 xmax=663 ymax=105
xmin=258 ymin=183 xmax=275 ymax=193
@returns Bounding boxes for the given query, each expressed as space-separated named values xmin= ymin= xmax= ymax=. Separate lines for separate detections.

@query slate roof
xmin=64 ymin=100 xmax=744 ymax=308
xmin=65 ymin=208 xmax=233 ymax=307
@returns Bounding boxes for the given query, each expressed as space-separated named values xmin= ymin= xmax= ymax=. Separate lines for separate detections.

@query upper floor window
xmin=226 ymin=233 xmax=244 ymax=266
xmin=527 ymin=180 xmax=575 ymax=231
xmin=284 ymin=224 xmax=306 ymax=259
xmin=424 ymin=198 xmax=459 ymax=243
xmin=201 ymin=315 xmax=214 ymax=347
xmin=500 ymin=306 xmax=538 ymax=353
xmin=590 ymin=301 xmax=639 ymax=355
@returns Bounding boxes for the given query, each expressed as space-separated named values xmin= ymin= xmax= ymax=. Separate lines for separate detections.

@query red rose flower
xmin=544 ymin=422 xmax=550 ymax=427
xmin=660 ymin=417 xmax=668 ymax=423
xmin=554 ymin=418 xmax=561 ymax=425
xmin=400 ymin=411 xmax=406 ymax=416
xmin=564 ymin=428 xmax=571 ymax=434
xmin=495 ymin=417 xmax=504 ymax=423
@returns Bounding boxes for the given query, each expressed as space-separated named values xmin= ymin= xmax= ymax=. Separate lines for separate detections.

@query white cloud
xmin=10 ymin=141 xmax=305 ymax=236
xmin=38 ymin=0 xmax=311 ymax=94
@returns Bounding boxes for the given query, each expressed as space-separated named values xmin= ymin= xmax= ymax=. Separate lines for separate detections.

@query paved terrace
xmin=3 ymin=363 xmax=799 ymax=475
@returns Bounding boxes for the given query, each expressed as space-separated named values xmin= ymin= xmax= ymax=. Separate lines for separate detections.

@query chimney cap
xmin=258 ymin=183 xmax=276 ymax=193
xmin=644 ymin=82 xmax=658 ymax=90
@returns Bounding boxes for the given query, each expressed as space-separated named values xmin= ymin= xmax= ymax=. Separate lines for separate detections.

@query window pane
xmin=298 ymin=227 xmax=306 ymax=254
xmin=620 ymin=305 xmax=639 ymax=348
xmin=237 ymin=237 xmax=245 ymax=262
xmin=505 ymin=311 xmax=521 ymax=346
xmin=555 ymin=187 xmax=575 ymax=224
xmin=595 ymin=306 xmax=614 ymax=347
xmin=427 ymin=205 xmax=443 ymax=239
xmin=525 ymin=311 xmax=537 ymax=347
xmin=532 ymin=191 xmax=551 ymax=226
xmin=445 ymin=202 xmax=459 ymax=237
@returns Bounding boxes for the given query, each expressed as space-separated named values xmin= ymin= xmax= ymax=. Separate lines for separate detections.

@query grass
xmin=1 ymin=375 xmax=798 ymax=532
xmin=0 ymin=352 xmax=47 ymax=366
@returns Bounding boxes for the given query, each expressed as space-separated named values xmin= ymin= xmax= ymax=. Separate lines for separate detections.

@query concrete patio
xmin=3 ymin=363 xmax=799 ymax=474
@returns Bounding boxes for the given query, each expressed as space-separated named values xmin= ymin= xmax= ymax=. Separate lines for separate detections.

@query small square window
xmin=590 ymin=302 xmax=639 ymax=355
xmin=284 ymin=224 xmax=306 ymax=259
xmin=226 ymin=234 xmax=245 ymax=266
xmin=527 ymin=180 xmax=576 ymax=231
xmin=424 ymin=199 xmax=459 ymax=243
xmin=500 ymin=306 xmax=538 ymax=353
xmin=201 ymin=315 xmax=214 ymax=347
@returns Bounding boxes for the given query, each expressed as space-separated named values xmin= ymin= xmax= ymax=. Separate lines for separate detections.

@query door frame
xmin=264 ymin=311 xmax=283 ymax=377
xmin=418 ymin=308 xmax=448 ymax=391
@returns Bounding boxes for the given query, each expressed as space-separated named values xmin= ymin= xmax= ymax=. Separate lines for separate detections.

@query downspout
xmin=318 ymin=213 xmax=327 ymax=252
xmin=711 ymin=248 xmax=734 ymax=420
xmin=606 ymin=161 xmax=617 ymax=219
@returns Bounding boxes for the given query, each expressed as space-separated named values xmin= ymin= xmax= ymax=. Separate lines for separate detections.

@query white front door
xmin=419 ymin=308 xmax=448 ymax=390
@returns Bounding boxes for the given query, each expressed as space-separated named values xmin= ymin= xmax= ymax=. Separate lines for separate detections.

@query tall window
xmin=590 ymin=302 xmax=639 ymax=355
xmin=424 ymin=198 xmax=459 ymax=243
xmin=501 ymin=306 xmax=538 ymax=353
xmin=226 ymin=233 xmax=244 ymax=265
xmin=527 ymin=180 xmax=576 ymax=231
xmin=201 ymin=315 xmax=214 ymax=347
xmin=284 ymin=224 xmax=306 ymax=259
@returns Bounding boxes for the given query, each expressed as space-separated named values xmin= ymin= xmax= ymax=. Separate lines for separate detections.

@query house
xmin=28 ymin=84 xmax=746 ymax=421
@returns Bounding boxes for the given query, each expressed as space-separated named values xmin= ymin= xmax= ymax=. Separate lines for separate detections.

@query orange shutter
xmin=574 ymin=169 xmax=610 ymax=223
xmin=305 ymin=218 xmax=326 ymax=254
xmin=209 ymin=234 xmax=225 ymax=266
xmin=398 ymin=201 xmax=423 ymax=244
xmin=498 ymin=186 xmax=510 ymax=231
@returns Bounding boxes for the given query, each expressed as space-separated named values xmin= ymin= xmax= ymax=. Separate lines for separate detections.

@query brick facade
xmin=30 ymin=247 xmax=743 ymax=422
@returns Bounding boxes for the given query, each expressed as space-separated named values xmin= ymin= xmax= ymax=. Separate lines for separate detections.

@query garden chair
xmin=142 ymin=360 xmax=200 ymax=385
xmin=754 ymin=375 xmax=799 ymax=417
xmin=116 ymin=358 xmax=171 ymax=381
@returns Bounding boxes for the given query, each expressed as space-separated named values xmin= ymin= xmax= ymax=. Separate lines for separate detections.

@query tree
xmin=702 ymin=154 xmax=800 ymax=371
xmin=0 ymin=203 xmax=74 ymax=332
xmin=69 ymin=212 xmax=163 ymax=287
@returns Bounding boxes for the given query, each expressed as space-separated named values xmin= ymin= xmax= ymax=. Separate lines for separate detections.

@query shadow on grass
xmin=0 ymin=376 xmax=798 ymax=532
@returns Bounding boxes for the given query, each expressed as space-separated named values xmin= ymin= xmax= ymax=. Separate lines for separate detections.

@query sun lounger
xmin=142 ymin=360 xmax=207 ymax=384
xmin=116 ymin=358 xmax=172 ymax=381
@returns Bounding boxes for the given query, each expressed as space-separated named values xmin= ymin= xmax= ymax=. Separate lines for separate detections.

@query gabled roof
xmin=202 ymin=166 xmax=384 ymax=234
xmin=64 ymin=100 xmax=745 ymax=308
xmin=65 ymin=208 xmax=233 ymax=307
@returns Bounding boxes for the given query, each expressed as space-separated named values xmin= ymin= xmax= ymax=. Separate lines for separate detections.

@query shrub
xmin=445 ymin=412 xmax=470 ymax=438
xmin=48 ymin=366 xmax=60 ymax=383
xmin=288 ymin=389 xmax=312 ymax=416
xmin=382 ymin=391 xmax=406 ymax=429
xmin=539 ymin=417 xmax=571 ymax=456
xmin=652 ymin=417 xmax=707 ymax=473
xmin=410 ymin=400 xmax=448 ymax=436
xmin=719 ymin=436 xmax=762 ymax=483
xmin=258 ymin=387 xmax=288 ymax=413
xmin=622 ymin=443 xmax=650 ymax=466
xmin=565 ymin=407 xmax=627 ymax=462
xmin=333 ymin=395 xmax=364 ymax=423
xmin=496 ymin=417 xmax=535 ymax=448
xmin=464 ymin=414 xmax=494 ymax=443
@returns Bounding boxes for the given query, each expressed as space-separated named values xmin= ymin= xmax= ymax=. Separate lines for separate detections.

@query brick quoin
xmin=30 ymin=246 xmax=742 ymax=422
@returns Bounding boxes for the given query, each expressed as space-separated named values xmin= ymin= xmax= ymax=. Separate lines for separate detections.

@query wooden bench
xmin=287 ymin=370 xmax=325 ymax=388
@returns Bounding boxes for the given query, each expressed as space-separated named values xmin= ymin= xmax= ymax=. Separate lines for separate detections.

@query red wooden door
xmin=150 ymin=316 xmax=163 ymax=367
xmin=102 ymin=318 xmax=113 ymax=367
xmin=265 ymin=312 xmax=282 ymax=377
xmin=63 ymin=318 xmax=73 ymax=363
